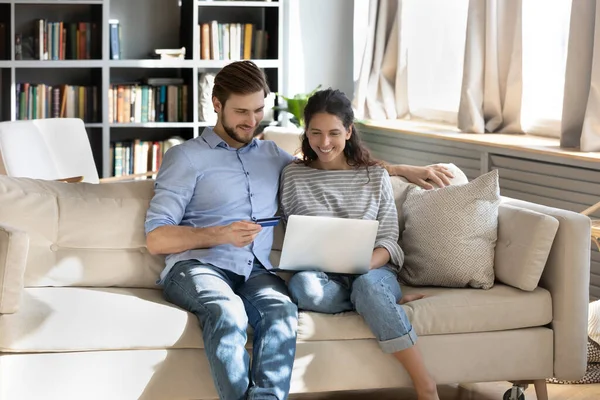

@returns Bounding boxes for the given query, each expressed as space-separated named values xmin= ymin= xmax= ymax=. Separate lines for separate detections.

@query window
xmin=521 ymin=0 xmax=572 ymax=137
xmin=404 ymin=0 xmax=469 ymax=124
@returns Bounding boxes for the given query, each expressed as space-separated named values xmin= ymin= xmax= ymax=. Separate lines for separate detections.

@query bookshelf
xmin=0 ymin=0 xmax=283 ymax=178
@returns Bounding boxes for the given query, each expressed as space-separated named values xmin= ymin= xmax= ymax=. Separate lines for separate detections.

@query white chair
xmin=0 ymin=118 xmax=154 ymax=183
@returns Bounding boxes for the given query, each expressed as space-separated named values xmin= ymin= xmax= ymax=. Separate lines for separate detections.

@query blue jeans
xmin=162 ymin=259 xmax=298 ymax=400
xmin=288 ymin=266 xmax=417 ymax=353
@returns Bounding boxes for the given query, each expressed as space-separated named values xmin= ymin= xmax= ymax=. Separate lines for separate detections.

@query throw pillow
xmin=494 ymin=203 xmax=559 ymax=291
xmin=398 ymin=169 xmax=501 ymax=289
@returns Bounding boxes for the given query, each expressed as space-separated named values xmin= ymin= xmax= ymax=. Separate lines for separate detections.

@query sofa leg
xmin=533 ymin=380 xmax=548 ymax=400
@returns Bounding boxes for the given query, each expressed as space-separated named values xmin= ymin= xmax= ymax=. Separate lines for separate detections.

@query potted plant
xmin=276 ymin=85 xmax=322 ymax=128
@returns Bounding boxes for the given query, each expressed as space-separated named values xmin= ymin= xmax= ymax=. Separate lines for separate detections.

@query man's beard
xmin=222 ymin=114 xmax=255 ymax=145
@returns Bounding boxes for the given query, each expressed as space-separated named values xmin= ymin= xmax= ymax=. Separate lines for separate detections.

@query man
xmin=145 ymin=60 xmax=452 ymax=400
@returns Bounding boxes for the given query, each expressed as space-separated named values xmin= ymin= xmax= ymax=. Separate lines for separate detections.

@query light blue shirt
xmin=145 ymin=127 xmax=295 ymax=284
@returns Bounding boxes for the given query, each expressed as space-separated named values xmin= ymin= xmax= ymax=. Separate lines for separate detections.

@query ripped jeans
xmin=288 ymin=265 xmax=417 ymax=354
xmin=162 ymin=259 xmax=298 ymax=400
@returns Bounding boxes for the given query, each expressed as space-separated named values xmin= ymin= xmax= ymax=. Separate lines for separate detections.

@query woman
xmin=279 ymin=89 xmax=439 ymax=400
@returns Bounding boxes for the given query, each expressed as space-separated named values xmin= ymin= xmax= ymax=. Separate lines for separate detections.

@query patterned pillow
xmin=398 ymin=169 xmax=501 ymax=289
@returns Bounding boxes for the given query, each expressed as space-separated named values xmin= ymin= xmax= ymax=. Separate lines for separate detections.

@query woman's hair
xmin=300 ymin=88 xmax=380 ymax=168
xmin=212 ymin=61 xmax=270 ymax=106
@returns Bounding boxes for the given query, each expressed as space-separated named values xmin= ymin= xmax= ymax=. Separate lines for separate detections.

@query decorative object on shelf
xmin=276 ymin=85 xmax=321 ymax=127
xmin=153 ymin=47 xmax=186 ymax=60
xmin=14 ymin=33 xmax=23 ymax=60
xmin=198 ymin=72 xmax=217 ymax=125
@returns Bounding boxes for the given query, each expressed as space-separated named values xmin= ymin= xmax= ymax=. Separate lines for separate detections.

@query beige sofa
xmin=0 ymin=167 xmax=591 ymax=400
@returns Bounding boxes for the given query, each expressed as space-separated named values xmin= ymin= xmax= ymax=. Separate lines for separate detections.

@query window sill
xmin=358 ymin=119 xmax=600 ymax=163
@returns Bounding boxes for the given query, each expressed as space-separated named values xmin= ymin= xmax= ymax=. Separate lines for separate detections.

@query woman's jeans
xmin=288 ymin=266 xmax=417 ymax=354
xmin=162 ymin=259 xmax=298 ymax=400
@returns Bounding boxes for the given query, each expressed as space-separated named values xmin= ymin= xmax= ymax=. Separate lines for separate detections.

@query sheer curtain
xmin=561 ymin=0 xmax=600 ymax=152
xmin=353 ymin=0 xmax=600 ymax=152
xmin=352 ymin=0 xmax=468 ymax=123
xmin=460 ymin=0 xmax=571 ymax=136
xmin=353 ymin=0 xmax=405 ymax=120
xmin=458 ymin=0 xmax=523 ymax=133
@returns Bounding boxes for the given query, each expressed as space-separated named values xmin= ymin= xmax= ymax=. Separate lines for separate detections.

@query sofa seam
xmin=0 ymin=229 xmax=12 ymax=308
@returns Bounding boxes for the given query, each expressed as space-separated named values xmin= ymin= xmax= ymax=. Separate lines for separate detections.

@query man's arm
xmin=147 ymin=222 xmax=261 ymax=255
xmin=145 ymin=145 xmax=262 ymax=255
xmin=382 ymin=163 xmax=454 ymax=190
xmin=145 ymin=145 xmax=201 ymax=255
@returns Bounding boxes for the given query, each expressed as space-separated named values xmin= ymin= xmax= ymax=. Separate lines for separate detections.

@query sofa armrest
xmin=0 ymin=224 xmax=29 ymax=314
xmin=501 ymin=197 xmax=590 ymax=381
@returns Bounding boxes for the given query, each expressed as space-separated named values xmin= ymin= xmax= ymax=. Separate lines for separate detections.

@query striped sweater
xmin=279 ymin=162 xmax=404 ymax=269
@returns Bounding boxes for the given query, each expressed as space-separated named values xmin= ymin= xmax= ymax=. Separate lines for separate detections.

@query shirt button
xmin=250 ymin=193 xmax=254 ymax=197
xmin=247 ymin=260 xmax=252 ymax=265
xmin=246 ymin=172 xmax=250 ymax=176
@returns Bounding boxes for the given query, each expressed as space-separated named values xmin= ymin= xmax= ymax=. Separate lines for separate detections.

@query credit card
xmin=255 ymin=216 xmax=281 ymax=227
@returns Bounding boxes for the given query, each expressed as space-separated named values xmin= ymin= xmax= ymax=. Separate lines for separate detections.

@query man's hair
xmin=212 ymin=61 xmax=270 ymax=106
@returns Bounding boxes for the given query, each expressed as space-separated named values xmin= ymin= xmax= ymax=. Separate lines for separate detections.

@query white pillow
xmin=399 ymin=169 xmax=501 ymax=289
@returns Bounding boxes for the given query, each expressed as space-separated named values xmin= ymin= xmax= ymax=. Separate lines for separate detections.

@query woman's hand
xmin=386 ymin=164 xmax=454 ymax=190
xmin=370 ymin=247 xmax=391 ymax=270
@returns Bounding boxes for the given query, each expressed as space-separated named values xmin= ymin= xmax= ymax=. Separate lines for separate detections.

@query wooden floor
xmin=290 ymin=381 xmax=600 ymax=399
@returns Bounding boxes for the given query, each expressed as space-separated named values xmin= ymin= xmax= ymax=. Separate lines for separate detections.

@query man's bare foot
xmin=399 ymin=293 xmax=426 ymax=305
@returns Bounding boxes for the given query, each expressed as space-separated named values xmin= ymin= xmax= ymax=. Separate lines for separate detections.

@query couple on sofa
xmin=144 ymin=61 xmax=452 ymax=400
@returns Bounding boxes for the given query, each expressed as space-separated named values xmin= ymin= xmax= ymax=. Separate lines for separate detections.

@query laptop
xmin=277 ymin=215 xmax=379 ymax=275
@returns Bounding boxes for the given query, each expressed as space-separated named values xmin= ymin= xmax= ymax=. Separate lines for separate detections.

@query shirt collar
xmin=202 ymin=127 xmax=259 ymax=150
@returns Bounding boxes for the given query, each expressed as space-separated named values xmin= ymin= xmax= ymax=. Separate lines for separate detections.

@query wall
xmin=283 ymin=0 xmax=354 ymax=98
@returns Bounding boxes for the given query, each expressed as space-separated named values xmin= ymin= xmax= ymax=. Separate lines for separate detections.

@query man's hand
xmin=222 ymin=221 xmax=262 ymax=247
xmin=389 ymin=164 xmax=454 ymax=190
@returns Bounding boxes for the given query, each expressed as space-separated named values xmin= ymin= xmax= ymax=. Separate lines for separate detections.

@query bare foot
xmin=399 ymin=293 xmax=426 ymax=305
xmin=416 ymin=381 xmax=440 ymax=400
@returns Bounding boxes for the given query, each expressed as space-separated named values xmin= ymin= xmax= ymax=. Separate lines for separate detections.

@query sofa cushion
xmin=0 ymin=287 xmax=202 ymax=352
xmin=0 ymin=176 xmax=165 ymax=288
xmin=0 ymin=284 xmax=551 ymax=352
xmin=399 ymin=169 xmax=501 ymax=289
xmin=494 ymin=203 xmax=560 ymax=291
xmin=298 ymin=284 xmax=552 ymax=340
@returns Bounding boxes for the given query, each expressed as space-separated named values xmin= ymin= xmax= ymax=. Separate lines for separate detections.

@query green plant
xmin=276 ymin=85 xmax=322 ymax=127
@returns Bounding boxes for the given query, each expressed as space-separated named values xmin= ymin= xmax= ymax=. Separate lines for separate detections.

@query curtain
xmin=353 ymin=0 xmax=469 ymax=124
xmin=353 ymin=0 xmax=600 ymax=152
xmin=458 ymin=0 xmax=523 ymax=134
xmin=562 ymin=0 xmax=600 ymax=152
xmin=353 ymin=0 xmax=406 ymax=121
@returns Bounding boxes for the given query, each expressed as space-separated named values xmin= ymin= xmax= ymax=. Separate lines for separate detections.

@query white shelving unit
xmin=0 ymin=0 xmax=283 ymax=178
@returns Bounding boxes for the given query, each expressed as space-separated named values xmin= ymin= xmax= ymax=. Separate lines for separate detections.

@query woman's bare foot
xmin=415 ymin=379 xmax=440 ymax=400
xmin=399 ymin=293 xmax=426 ymax=305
